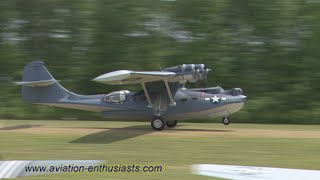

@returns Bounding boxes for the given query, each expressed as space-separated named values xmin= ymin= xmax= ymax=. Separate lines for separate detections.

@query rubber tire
xmin=166 ymin=120 xmax=178 ymax=128
xmin=222 ymin=116 xmax=231 ymax=125
xmin=151 ymin=117 xmax=166 ymax=131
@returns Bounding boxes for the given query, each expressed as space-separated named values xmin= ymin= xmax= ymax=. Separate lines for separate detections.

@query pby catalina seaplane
xmin=15 ymin=61 xmax=246 ymax=130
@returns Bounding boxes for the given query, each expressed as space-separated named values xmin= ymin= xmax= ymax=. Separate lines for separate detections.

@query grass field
xmin=1 ymin=120 xmax=320 ymax=179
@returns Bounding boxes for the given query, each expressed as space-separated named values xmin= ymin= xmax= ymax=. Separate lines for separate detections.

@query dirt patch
xmin=0 ymin=125 xmax=41 ymax=130
xmin=153 ymin=128 xmax=320 ymax=139
xmin=235 ymin=129 xmax=320 ymax=138
xmin=2 ymin=126 xmax=320 ymax=139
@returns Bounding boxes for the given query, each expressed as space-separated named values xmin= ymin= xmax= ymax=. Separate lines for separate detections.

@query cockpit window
xmin=231 ymin=88 xmax=243 ymax=96
xmin=206 ymin=87 xmax=223 ymax=94
xmin=103 ymin=90 xmax=130 ymax=104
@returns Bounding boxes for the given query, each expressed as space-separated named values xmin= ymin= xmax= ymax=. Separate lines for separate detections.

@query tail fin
xmin=15 ymin=61 xmax=70 ymax=103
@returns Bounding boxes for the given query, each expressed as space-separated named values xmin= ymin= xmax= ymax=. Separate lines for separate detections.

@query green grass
xmin=1 ymin=120 xmax=320 ymax=179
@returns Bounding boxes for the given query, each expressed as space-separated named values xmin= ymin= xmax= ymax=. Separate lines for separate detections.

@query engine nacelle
xmin=164 ymin=64 xmax=212 ymax=83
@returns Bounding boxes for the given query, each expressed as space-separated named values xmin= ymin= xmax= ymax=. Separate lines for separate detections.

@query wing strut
xmin=164 ymin=80 xmax=176 ymax=106
xmin=141 ymin=83 xmax=153 ymax=108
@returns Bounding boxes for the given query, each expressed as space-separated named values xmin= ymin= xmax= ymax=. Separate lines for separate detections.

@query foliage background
xmin=0 ymin=0 xmax=320 ymax=123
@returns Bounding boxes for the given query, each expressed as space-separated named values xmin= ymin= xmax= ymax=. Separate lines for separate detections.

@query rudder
xmin=15 ymin=61 xmax=69 ymax=103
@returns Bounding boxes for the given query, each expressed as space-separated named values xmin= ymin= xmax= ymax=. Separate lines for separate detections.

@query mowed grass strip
xmin=1 ymin=120 xmax=320 ymax=180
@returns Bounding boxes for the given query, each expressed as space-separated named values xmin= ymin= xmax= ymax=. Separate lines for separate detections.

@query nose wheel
xmin=222 ymin=116 xmax=231 ymax=125
xmin=151 ymin=117 xmax=166 ymax=131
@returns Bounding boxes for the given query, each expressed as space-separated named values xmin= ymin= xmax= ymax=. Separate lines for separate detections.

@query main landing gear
xmin=222 ymin=116 xmax=231 ymax=125
xmin=151 ymin=117 xmax=178 ymax=131
xmin=166 ymin=120 xmax=178 ymax=128
xmin=151 ymin=117 xmax=166 ymax=131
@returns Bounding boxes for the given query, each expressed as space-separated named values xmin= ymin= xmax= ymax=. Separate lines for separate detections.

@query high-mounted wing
xmin=92 ymin=64 xmax=212 ymax=109
xmin=93 ymin=70 xmax=177 ymax=108
xmin=92 ymin=70 xmax=176 ymax=85
xmin=93 ymin=64 xmax=211 ymax=85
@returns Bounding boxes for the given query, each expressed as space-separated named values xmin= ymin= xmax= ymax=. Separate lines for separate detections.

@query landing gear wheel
xmin=166 ymin=120 xmax=178 ymax=128
xmin=222 ymin=116 xmax=231 ymax=125
xmin=151 ymin=117 xmax=166 ymax=131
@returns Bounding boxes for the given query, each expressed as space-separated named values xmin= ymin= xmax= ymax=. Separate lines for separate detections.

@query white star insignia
xmin=211 ymin=95 xmax=220 ymax=104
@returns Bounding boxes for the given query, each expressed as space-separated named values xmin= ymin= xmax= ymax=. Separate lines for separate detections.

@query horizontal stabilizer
xmin=14 ymin=79 xmax=58 ymax=87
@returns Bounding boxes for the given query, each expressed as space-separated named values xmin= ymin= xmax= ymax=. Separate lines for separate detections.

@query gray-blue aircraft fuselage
xmin=15 ymin=61 xmax=246 ymax=130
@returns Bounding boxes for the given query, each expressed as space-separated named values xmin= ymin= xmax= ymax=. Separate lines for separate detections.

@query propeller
xmin=163 ymin=64 xmax=212 ymax=83
xmin=195 ymin=64 xmax=213 ymax=88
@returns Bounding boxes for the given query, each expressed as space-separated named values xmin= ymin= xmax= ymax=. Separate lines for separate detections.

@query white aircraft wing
xmin=92 ymin=70 xmax=176 ymax=85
